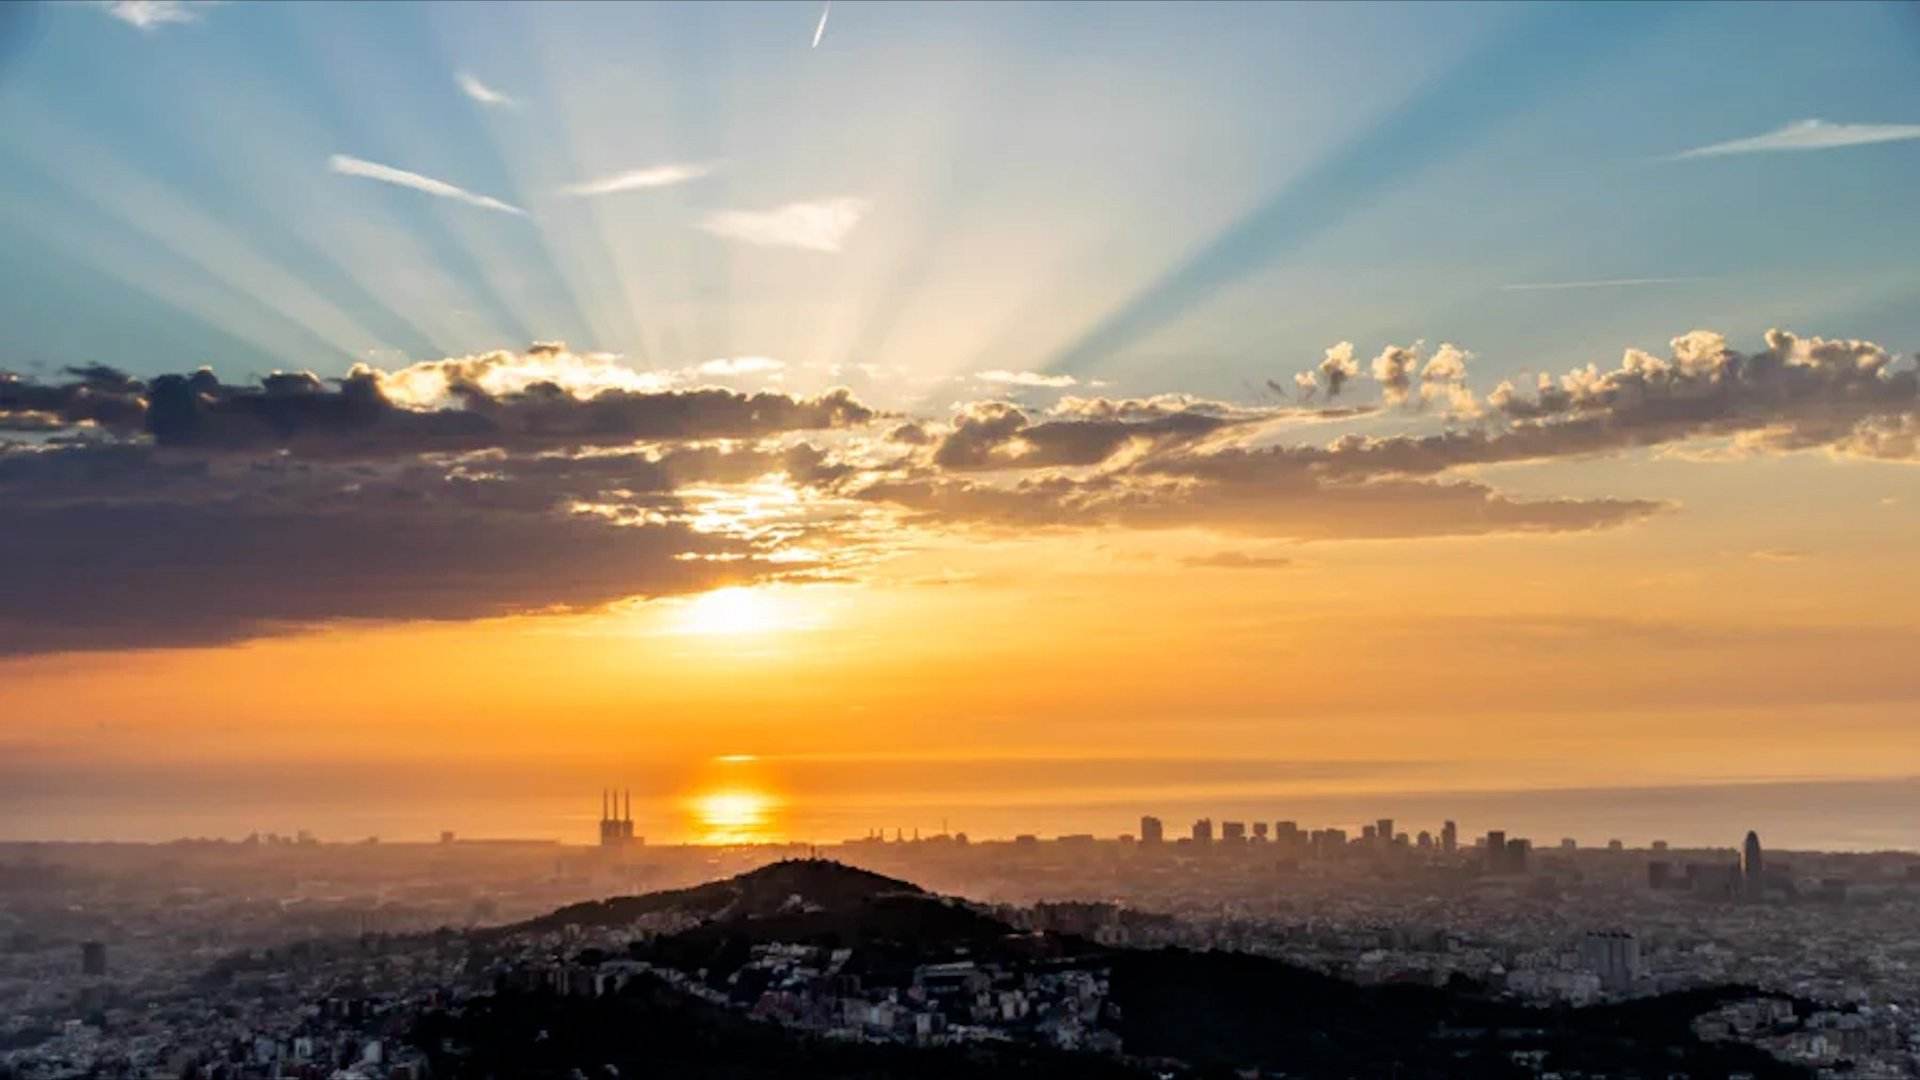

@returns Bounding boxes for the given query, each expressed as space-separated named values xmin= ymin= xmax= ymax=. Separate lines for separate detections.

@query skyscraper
xmin=1485 ymin=830 xmax=1506 ymax=872
xmin=1376 ymin=818 xmax=1394 ymax=850
xmin=1191 ymin=818 xmax=1213 ymax=844
xmin=1742 ymin=830 xmax=1764 ymax=898
xmin=1441 ymin=820 xmax=1457 ymax=854
xmin=1139 ymin=815 xmax=1164 ymax=845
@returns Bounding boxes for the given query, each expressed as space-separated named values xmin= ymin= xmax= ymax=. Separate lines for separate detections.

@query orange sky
xmin=6 ymin=432 xmax=1916 ymax=844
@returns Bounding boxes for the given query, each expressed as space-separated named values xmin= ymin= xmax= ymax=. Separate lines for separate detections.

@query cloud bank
xmin=4 ymin=327 xmax=1912 ymax=655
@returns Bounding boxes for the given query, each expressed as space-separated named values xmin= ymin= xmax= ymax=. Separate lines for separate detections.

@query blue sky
xmin=1 ymin=0 xmax=1918 ymax=403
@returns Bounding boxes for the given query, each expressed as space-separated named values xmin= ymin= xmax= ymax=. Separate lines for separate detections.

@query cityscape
xmin=3 ymin=799 xmax=1919 ymax=1078
xmin=4 ymin=0 xmax=1919 ymax=1076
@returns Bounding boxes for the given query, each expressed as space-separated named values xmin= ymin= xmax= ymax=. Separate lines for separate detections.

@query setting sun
xmin=693 ymin=790 xmax=777 ymax=844
xmin=675 ymin=587 xmax=781 ymax=636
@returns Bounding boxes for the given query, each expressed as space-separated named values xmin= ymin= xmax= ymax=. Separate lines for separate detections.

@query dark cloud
xmin=859 ymin=470 xmax=1661 ymax=540
xmin=3 ymin=349 xmax=877 ymax=456
xmin=0 ymin=366 xmax=148 ymax=431
xmin=0 ymin=438 xmax=839 ymax=655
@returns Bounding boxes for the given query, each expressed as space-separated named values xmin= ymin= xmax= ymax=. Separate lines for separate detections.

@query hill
xmin=438 ymin=861 xmax=1812 ymax=1078
xmin=505 ymin=858 xmax=929 ymax=935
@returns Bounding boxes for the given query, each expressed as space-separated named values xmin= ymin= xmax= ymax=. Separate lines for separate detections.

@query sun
xmin=693 ymin=789 xmax=776 ymax=844
xmin=676 ymin=587 xmax=779 ymax=636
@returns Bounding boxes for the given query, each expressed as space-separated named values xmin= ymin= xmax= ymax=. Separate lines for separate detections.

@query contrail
xmin=812 ymin=1 xmax=830 ymax=48
xmin=1498 ymin=277 xmax=1698 ymax=292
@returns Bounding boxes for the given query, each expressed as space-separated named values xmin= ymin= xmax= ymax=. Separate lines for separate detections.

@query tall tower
xmin=1742 ymin=830 xmax=1763 ymax=897
xmin=1441 ymin=820 xmax=1458 ymax=854
xmin=1139 ymin=815 xmax=1164 ymax=845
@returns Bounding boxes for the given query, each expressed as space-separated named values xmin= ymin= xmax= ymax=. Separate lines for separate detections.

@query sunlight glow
xmin=675 ymin=587 xmax=782 ymax=636
xmin=693 ymin=789 xmax=776 ymax=844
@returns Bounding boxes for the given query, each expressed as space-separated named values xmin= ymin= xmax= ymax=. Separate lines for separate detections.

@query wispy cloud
xmin=559 ymin=162 xmax=714 ymax=198
xmin=101 ymin=0 xmax=212 ymax=31
xmin=1182 ymin=551 xmax=1295 ymax=570
xmin=1499 ymin=277 xmax=1699 ymax=292
xmin=1673 ymin=119 xmax=1920 ymax=159
xmin=698 ymin=197 xmax=867 ymax=252
xmin=328 ymin=154 xmax=526 ymax=217
xmin=976 ymin=370 xmax=1078 ymax=389
xmin=696 ymin=356 xmax=785 ymax=377
xmin=456 ymin=72 xmax=517 ymax=109
xmin=812 ymin=1 xmax=831 ymax=48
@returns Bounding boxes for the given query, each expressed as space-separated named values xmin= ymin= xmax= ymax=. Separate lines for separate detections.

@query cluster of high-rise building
xmin=1141 ymin=814 xmax=1486 ymax=862
xmin=1133 ymin=815 xmax=1779 ymax=885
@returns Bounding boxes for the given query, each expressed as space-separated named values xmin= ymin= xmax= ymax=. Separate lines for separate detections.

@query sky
xmin=1 ymin=1 xmax=1918 ymax=848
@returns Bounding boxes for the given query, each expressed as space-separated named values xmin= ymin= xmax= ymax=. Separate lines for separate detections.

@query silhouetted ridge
xmin=507 ymin=859 xmax=928 ymax=934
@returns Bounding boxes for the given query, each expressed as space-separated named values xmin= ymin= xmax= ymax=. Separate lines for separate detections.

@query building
xmin=1139 ymin=815 xmax=1164 ymax=845
xmin=80 ymin=941 xmax=106 ymax=977
xmin=1648 ymin=861 xmax=1674 ymax=890
xmin=1485 ymin=830 xmax=1506 ymax=872
xmin=1191 ymin=818 xmax=1213 ymax=844
xmin=1375 ymin=818 xmax=1394 ymax=850
xmin=1221 ymin=821 xmax=1247 ymax=844
xmin=1579 ymin=930 xmax=1640 ymax=993
xmin=598 ymin=789 xmax=637 ymax=849
xmin=1441 ymin=819 xmax=1457 ymax=854
xmin=1742 ymin=830 xmax=1764 ymax=897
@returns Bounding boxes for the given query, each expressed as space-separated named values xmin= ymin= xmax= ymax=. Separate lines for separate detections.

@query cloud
xmin=928 ymin=397 xmax=1261 ymax=471
xmin=1317 ymin=341 xmax=1359 ymax=398
xmin=976 ymin=370 xmax=1077 ymax=389
xmin=0 ymin=445 xmax=770 ymax=655
xmin=1181 ymin=551 xmax=1294 ymax=570
xmin=1500 ymin=277 xmax=1698 ymax=291
xmin=4 ymin=327 xmax=1911 ymax=655
xmin=698 ymin=197 xmax=868 ymax=252
xmin=1672 ymin=119 xmax=1920 ymax=159
xmin=456 ymin=72 xmax=517 ymax=109
xmin=695 ymin=356 xmax=785 ymax=378
xmin=1 ymin=344 xmax=875 ymax=456
xmin=1371 ymin=343 xmax=1422 ymax=406
xmin=101 ymin=0 xmax=210 ymax=31
xmin=328 ymin=154 xmax=526 ymax=216
xmin=1475 ymin=328 xmax=1917 ymax=464
xmin=558 ymin=162 xmax=714 ymax=197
